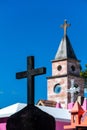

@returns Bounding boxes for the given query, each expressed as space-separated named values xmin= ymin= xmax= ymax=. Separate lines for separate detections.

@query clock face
xmin=54 ymin=84 xmax=61 ymax=94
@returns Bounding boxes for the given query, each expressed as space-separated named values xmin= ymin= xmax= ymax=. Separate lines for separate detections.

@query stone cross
xmin=16 ymin=56 xmax=46 ymax=105
xmin=60 ymin=19 xmax=71 ymax=36
xmin=67 ymin=79 xmax=80 ymax=103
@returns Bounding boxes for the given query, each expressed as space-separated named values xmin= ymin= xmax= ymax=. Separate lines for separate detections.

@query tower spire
xmin=55 ymin=20 xmax=77 ymax=60
xmin=60 ymin=19 xmax=71 ymax=36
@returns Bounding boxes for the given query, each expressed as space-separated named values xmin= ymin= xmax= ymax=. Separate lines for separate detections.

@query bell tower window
xmin=71 ymin=65 xmax=75 ymax=72
xmin=57 ymin=65 xmax=62 ymax=71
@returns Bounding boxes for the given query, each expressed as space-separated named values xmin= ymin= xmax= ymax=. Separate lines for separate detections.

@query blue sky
xmin=0 ymin=0 xmax=87 ymax=108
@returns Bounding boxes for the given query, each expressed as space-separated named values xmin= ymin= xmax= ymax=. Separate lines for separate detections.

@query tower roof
xmin=55 ymin=20 xmax=77 ymax=60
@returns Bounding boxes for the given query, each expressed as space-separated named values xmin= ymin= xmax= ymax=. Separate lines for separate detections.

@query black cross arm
xmin=16 ymin=71 xmax=27 ymax=79
xmin=30 ymin=67 xmax=46 ymax=76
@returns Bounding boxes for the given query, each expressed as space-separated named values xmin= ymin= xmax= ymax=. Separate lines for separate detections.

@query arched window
xmin=71 ymin=65 xmax=75 ymax=72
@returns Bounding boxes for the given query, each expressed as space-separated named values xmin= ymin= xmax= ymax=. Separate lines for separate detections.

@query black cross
xmin=16 ymin=56 xmax=46 ymax=105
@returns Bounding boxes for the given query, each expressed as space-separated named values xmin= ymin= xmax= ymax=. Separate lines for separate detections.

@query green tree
xmin=80 ymin=64 xmax=87 ymax=88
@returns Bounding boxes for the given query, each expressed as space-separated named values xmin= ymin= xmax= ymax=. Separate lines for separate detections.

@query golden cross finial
xmin=60 ymin=20 xmax=71 ymax=36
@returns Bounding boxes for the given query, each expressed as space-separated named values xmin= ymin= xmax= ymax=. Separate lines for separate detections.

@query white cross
xmin=67 ymin=79 xmax=80 ymax=103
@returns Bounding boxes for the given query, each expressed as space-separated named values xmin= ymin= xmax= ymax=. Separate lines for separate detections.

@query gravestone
xmin=6 ymin=56 xmax=55 ymax=130
xmin=6 ymin=105 xmax=55 ymax=130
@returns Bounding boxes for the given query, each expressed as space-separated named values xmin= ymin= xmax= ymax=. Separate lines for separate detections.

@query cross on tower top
xmin=60 ymin=19 xmax=71 ymax=36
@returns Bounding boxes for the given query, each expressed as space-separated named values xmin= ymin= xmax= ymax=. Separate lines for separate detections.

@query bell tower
xmin=47 ymin=20 xmax=84 ymax=108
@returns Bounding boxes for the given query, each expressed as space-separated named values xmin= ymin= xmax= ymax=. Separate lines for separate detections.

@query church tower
xmin=47 ymin=20 xmax=84 ymax=108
